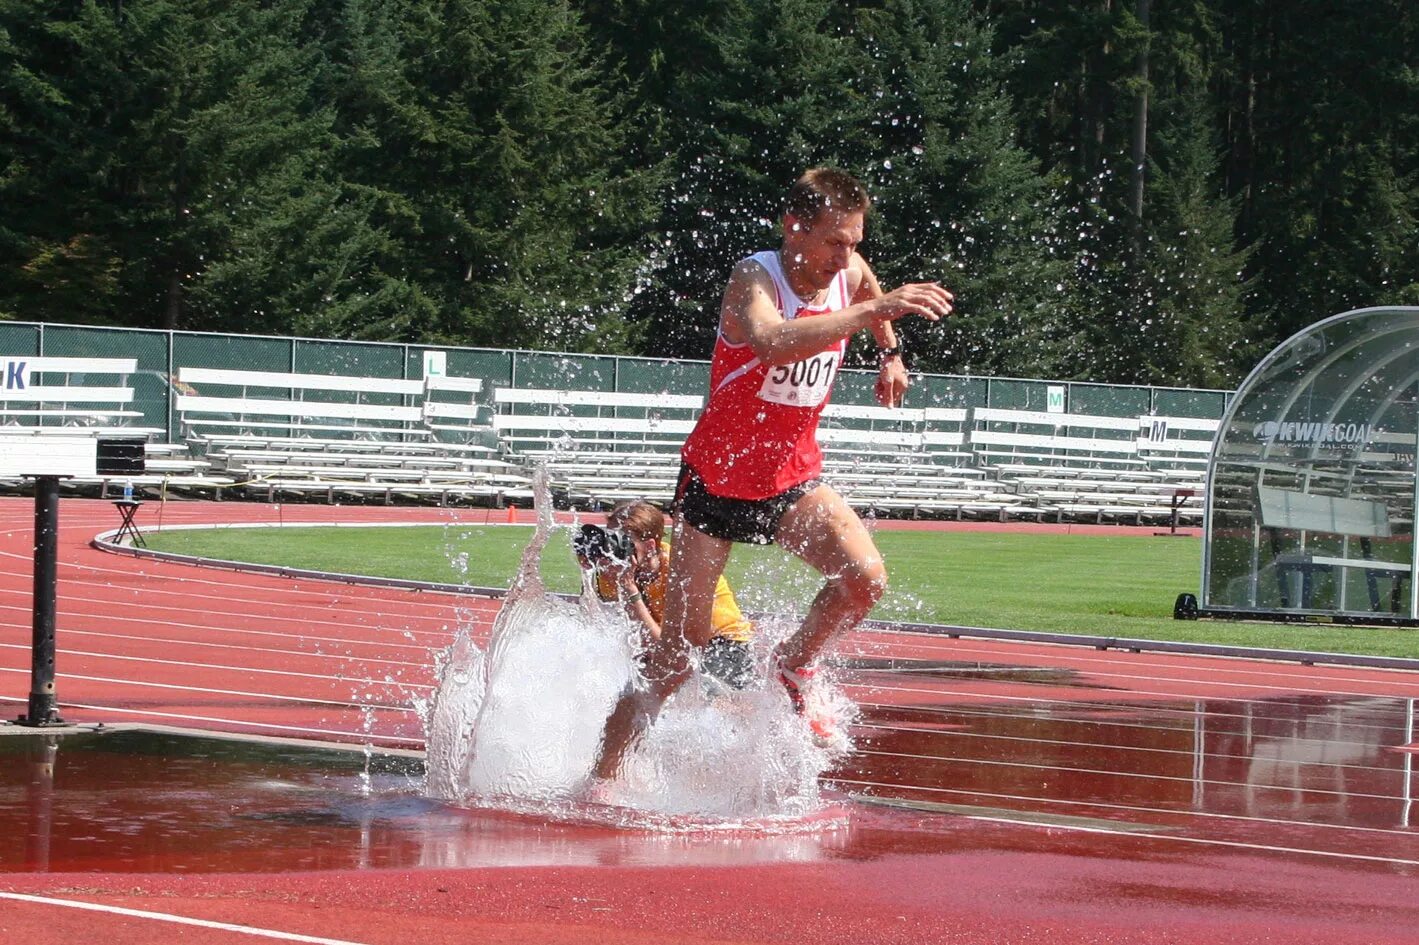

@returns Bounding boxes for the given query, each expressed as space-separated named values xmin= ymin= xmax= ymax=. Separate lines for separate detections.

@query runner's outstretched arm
xmin=721 ymin=261 xmax=952 ymax=366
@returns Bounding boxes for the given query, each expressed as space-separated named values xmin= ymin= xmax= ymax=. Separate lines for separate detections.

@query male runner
xmin=592 ymin=167 xmax=953 ymax=779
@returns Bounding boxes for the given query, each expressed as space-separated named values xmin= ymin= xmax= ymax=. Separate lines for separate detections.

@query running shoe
xmin=582 ymin=777 xmax=620 ymax=808
xmin=776 ymin=663 xmax=847 ymax=749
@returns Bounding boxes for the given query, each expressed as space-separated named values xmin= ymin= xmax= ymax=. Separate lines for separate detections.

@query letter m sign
xmin=1148 ymin=418 xmax=1169 ymax=444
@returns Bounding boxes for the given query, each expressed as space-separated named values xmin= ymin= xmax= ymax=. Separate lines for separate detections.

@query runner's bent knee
xmin=838 ymin=557 xmax=888 ymax=607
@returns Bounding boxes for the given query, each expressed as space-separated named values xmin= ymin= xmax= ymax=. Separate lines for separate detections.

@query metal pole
xmin=17 ymin=475 xmax=64 ymax=726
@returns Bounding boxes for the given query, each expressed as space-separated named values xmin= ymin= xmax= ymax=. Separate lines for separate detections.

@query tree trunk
xmin=1081 ymin=0 xmax=1114 ymax=192
xmin=163 ymin=269 xmax=182 ymax=331
xmin=1129 ymin=0 xmax=1150 ymax=255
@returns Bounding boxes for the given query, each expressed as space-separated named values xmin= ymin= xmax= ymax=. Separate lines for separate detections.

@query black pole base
xmin=15 ymin=695 xmax=66 ymax=727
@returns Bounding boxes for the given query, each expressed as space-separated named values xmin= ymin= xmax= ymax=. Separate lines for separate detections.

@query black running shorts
xmin=673 ymin=462 xmax=820 ymax=545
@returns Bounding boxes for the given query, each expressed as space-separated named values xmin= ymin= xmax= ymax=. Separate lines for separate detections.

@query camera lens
xmin=572 ymin=524 xmax=632 ymax=563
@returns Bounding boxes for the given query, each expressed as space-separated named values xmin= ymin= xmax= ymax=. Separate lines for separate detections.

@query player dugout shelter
xmin=1198 ymin=306 xmax=1419 ymax=625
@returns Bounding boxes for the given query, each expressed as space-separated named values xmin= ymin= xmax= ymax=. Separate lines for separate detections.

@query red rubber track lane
xmin=2 ymin=496 xmax=1418 ymax=945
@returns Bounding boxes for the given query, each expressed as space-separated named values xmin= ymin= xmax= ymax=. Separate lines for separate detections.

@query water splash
xmin=423 ymin=469 xmax=851 ymax=829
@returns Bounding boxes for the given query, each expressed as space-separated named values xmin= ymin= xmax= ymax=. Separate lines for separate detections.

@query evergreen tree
xmin=1129 ymin=3 xmax=1252 ymax=388
xmin=1219 ymin=0 xmax=1419 ymax=337
xmin=606 ymin=0 xmax=870 ymax=360
xmin=0 ymin=0 xmax=380 ymax=333
xmin=320 ymin=0 xmax=661 ymax=351
xmin=592 ymin=0 xmax=1062 ymax=377
xmin=850 ymin=0 xmax=1068 ymax=379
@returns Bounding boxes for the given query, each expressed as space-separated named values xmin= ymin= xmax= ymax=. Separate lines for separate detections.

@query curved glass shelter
xmin=1203 ymin=306 xmax=1419 ymax=624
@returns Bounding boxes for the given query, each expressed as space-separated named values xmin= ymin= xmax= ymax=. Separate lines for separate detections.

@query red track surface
xmin=1 ymin=495 xmax=1416 ymax=945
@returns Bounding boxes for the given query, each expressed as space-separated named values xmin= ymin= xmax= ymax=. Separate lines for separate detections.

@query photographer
xmin=575 ymin=500 xmax=754 ymax=690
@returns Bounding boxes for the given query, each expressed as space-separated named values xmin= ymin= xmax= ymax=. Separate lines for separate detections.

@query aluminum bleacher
xmin=1 ymin=356 xmax=230 ymax=496
xmin=176 ymin=367 xmax=529 ymax=505
xmin=968 ymin=408 xmax=1214 ymax=523
xmin=1 ymin=340 xmax=1224 ymax=524
xmin=491 ymin=387 xmax=698 ymax=505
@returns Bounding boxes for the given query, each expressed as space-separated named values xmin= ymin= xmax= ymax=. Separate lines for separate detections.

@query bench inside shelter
xmin=1256 ymin=485 xmax=1410 ymax=613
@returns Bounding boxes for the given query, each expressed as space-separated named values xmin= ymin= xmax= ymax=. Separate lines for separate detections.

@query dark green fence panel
xmin=0 ymin=323 xmax=40 ymax=355
xmin=172 ymin=334 xmax=298 ymax=438
xmin=613 ymin=357 xmax=709 ymax=398
xmin=986 ymin=378 xmax=1052 ymax=410
xmin=512 ymin=352 xmax=616 ymax=393
xmin=832 ymin=369 xmax=883 ymax=407
xmin=173 ymin=333 xmax=291 ymax=375
xmin=410 ymin=347 xmax=513 ymax=389
xmin=1069 ymin=383 xmax=1150 ymax=417
xmin=293 ymin=338 xmax=404 ymax=377
xmin=1152 ymin=387 xmax=1230 ymax=418
xmin=610 ymin=358 xmax=708 ymax=450
xmin=294 ymin=339 xmax=407 ymax=406
xmin=913 ymin=374 xmax=987 ymax=409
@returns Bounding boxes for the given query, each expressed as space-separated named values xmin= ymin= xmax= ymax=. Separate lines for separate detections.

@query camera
xmin=572 ymin=523 xmax=634 ymax=563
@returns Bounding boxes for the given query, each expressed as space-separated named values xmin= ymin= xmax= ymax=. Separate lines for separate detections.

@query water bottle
xmin=122 ymin=479 xmax=133 ymax=501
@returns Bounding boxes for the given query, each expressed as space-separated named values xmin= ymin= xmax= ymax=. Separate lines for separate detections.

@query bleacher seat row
xmin=0 ymin=357 xmax=1218 ymax=522
xmin=490 ymin=388 xmax=1216 ymax=524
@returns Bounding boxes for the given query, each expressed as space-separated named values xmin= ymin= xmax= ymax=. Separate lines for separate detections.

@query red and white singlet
xmin=680 ymin=250 xmax=852 ymax=500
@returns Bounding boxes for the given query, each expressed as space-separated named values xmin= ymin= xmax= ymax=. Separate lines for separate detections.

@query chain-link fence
xmin=3 ymin=320 xmax=1232 ymax=443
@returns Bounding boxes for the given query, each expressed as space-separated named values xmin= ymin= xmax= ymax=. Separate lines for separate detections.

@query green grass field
xmin=142 ymin=524 xmax=1419 ymax=659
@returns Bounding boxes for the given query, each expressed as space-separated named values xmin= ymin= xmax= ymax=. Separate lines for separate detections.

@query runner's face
xmin=784 ymin=209 xmax=864 ymax=292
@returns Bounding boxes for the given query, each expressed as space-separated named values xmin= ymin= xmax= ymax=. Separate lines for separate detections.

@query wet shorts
xmin=674 ymin=463 xmax=820 ymax=545
xmin=700 ymin=636 xmax=755 ymax=690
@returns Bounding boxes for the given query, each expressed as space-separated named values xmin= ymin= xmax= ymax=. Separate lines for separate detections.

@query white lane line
xmin=853 ymin=695 xmax=1405 ymax=747
xmin=0 ymin=564 xmax=479 ymax=622
xmin=0 ymin=643 xmax=434 ymax=691
xmin=851 ymin=629 xmax=1419 ymax=688
xmin=853 ymin=746 xmax=1406 ymax=803
xmin=841 ymin=784 xmax=1419 ymax=867
xmin=0 ymin=694 xmax=418 ymax=743
xmin=843 ymin=652 xmax=1419 ymax=702
xmin=0 ymin=602 xmax=450 ymax=653
xmin=18 ymin=552 xmax=483 ymax=609
xmin=853 ymin=719 xmax=1405 ymax=777
xmin=0 ymin=891 xmax=373 ymax=945
xmin=833 ymin=776 xmax=1419 ymax=839
xmin=0 ymin=666 xmax=419 ymax=712
xmin=844 ymin=678 xmax=1408 ymax=737
xmin=0 ymin=589 xmax=468 ymax=642
xmin=28 ymin=627 xmax=438 ymax=668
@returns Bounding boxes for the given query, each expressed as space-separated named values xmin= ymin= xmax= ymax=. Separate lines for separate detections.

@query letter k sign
xmin=5 ymin=361 xmax=26 ymax=391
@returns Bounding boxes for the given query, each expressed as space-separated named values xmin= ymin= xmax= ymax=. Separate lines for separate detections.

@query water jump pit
xmin=0 ymin=727 xmax=867 ymax=875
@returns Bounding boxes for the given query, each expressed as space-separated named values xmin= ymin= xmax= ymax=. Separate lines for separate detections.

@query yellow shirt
xmin=595 ymin=541 xmax=753 ymax=643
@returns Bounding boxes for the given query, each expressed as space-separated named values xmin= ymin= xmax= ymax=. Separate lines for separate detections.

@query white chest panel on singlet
xmin=756 ymin=347 xmax=841 ymax=407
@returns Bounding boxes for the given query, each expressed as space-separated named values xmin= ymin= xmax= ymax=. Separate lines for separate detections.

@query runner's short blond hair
xmin=784 ymin=167 xmax=871 ymax=226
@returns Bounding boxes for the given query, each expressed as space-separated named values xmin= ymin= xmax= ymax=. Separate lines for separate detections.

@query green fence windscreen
xmin=1 ymin=321 xmax=1231 ymax=443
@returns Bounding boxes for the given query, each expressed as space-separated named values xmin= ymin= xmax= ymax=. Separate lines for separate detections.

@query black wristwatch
xmin=878 ymin=346 xmax=903 ymax=363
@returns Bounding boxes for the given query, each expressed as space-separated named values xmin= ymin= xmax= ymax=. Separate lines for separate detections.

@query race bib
xmin=758 ymin=351 xmax=839 ymax=408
